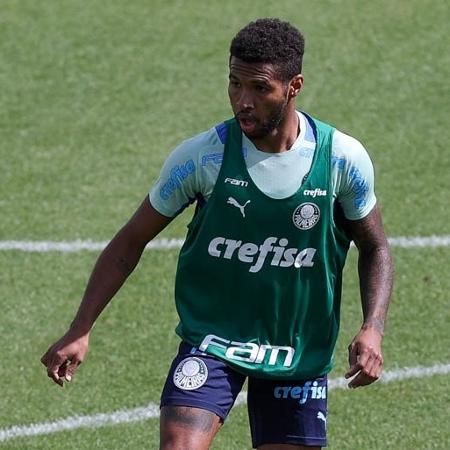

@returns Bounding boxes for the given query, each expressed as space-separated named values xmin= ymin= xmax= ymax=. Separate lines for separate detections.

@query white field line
xmin=0 ymin=235 xmax=450 ymax=252
xmin=0 ymin=238 xmax=185 ymax=252
xmin=1 ymin=363 xmax=449 ymax=443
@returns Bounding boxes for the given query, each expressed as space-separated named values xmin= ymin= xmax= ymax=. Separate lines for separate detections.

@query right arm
xmin=40 ymin=197 xmax=172 ymax=386
xmin=42 ymin=126 xmax=222 ymax=386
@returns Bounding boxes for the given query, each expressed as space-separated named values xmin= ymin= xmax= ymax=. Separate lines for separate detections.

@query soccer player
xmin=41 ymin=18 xmax=394 ymax=449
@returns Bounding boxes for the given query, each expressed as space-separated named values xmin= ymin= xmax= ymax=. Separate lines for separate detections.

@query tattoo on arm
xmin=348 ymin=206 xmax=394 ymax=335
xmin=358 ymin=245 xmax=394 ymax=335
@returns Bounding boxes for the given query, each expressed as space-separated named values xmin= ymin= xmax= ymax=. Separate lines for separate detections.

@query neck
xmin=250 ymin=107 xmax=300 ymax=153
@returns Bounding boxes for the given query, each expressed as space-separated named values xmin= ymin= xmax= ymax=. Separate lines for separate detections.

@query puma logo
xmin=227 ymin=197 xmax=250 ymax=218
xmin=317 ymin=411 xmax=327 ymax=424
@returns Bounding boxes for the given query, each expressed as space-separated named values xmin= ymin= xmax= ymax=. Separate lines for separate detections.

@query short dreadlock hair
xmin=230 ymin=18 xmax=305 ymax=82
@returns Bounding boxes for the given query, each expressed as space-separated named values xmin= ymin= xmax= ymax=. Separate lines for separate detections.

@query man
xmin=41 ymin=18 xmax=394 ymax=449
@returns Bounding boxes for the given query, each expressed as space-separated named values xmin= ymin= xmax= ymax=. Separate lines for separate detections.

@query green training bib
xmin=174 ymin=115 xmax=350 ymax=379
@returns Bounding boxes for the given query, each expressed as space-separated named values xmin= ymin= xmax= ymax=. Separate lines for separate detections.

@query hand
xmin=345 ymin=325 xmax=384 ymax=389
xmin=40 ymin=330 xmax=90 ymax=387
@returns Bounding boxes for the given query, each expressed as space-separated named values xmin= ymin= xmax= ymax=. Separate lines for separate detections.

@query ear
xmin=288 ymin=74 xmax=304 ymax=99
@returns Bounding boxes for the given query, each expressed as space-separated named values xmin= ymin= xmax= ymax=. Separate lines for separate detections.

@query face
xmin=228 ymin=57 xmax=301 ymax=139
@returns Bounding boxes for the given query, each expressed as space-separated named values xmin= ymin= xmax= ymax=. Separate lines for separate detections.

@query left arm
xmin=344 ymin=204 xmax=394 ymax=388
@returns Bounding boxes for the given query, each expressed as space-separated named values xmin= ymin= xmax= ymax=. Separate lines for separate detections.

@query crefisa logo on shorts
xmin=274 ymin=381 xmax=327 ymax=404
xmin=292 ymin=203 xmax=320 ymax=230
xmin=173 ymin=357 xmax=208 ymax=390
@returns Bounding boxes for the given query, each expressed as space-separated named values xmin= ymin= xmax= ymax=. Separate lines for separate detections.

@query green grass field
xmin=1 ymin=0 xmax=449 ymax=449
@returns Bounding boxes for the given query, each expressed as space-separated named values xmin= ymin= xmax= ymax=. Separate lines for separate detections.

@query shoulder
xmin=331 ymin=129 xmax=374 ymax=176
xmin=169 ymin=125 xmax=225 ymax=161
xmin=330 ymin=128 xmax=377 ymax=220
xmin=149 ymin=123 xmax=226 ymax=217
xmin=159 ymin=124 xmax=226 ymax=183
xmin=332 ymin=129 xmax=369 ymax=158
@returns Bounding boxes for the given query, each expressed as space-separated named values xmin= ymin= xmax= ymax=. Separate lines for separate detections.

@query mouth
xmin=237 ymin=114 xmax=257 ymax=134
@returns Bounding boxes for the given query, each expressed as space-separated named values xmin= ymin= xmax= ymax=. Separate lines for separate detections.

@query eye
xmin=255 ymin=85 xmax=268 ymax=93
xmin=229 ymin=80 xmax=241 ymax=88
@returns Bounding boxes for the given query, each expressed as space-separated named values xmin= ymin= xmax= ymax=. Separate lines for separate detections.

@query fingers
xmin=65 ymin=359 xmax=81 ymax=382
xmin=41 ymin=333 xmax=89 ymax=387
xmin=344 ymin=364 xmax=360 ymax=380
xmin=41 ymin=347 xmax=81 ymax=387
xmin=46 ymin=351 xmax=67 ymax=387
xmin=345 ymin=342 xmax=359 ymax=378
xmin=345 ymin=346 xmax=383 ymax=388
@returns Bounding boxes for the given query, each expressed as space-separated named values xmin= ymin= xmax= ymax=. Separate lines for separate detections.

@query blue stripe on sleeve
xmin=215 ymin=122 xmax=228 ymax=144
xmin=304 ymin=116 xmax=316 ymax=143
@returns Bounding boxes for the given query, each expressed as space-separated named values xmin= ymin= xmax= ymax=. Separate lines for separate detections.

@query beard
xmin=235 ymin=92 xmax=290 ymax=140
xmin=260 ymin=96 xmax=289 ymax=137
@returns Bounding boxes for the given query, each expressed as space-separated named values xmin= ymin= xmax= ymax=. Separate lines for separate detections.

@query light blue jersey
xmin=149 ymin=111 xmax=376 ymax=220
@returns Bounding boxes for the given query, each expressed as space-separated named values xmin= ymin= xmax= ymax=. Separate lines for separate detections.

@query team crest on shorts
xmin=173 ymin=357 xmax=208 ymax=390
xmin=293 ymin=203 xmax=320 ymax=230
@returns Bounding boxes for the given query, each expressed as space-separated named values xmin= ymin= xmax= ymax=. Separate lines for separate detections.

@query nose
xmin=236 ymin=89 xmax=254 ymax=111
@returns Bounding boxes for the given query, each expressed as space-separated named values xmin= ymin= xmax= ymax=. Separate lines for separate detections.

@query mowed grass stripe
xmin=1 ymin=363 xmax=449 ymax=443
xmin=1 ymin=235 xmax=450 ymax=252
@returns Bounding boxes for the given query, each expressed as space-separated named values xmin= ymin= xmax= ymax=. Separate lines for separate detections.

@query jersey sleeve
xmin=331 ymin=130 xmax=377 ymax=220
xmin=149 ymin=127 xmax=223 ymax=217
